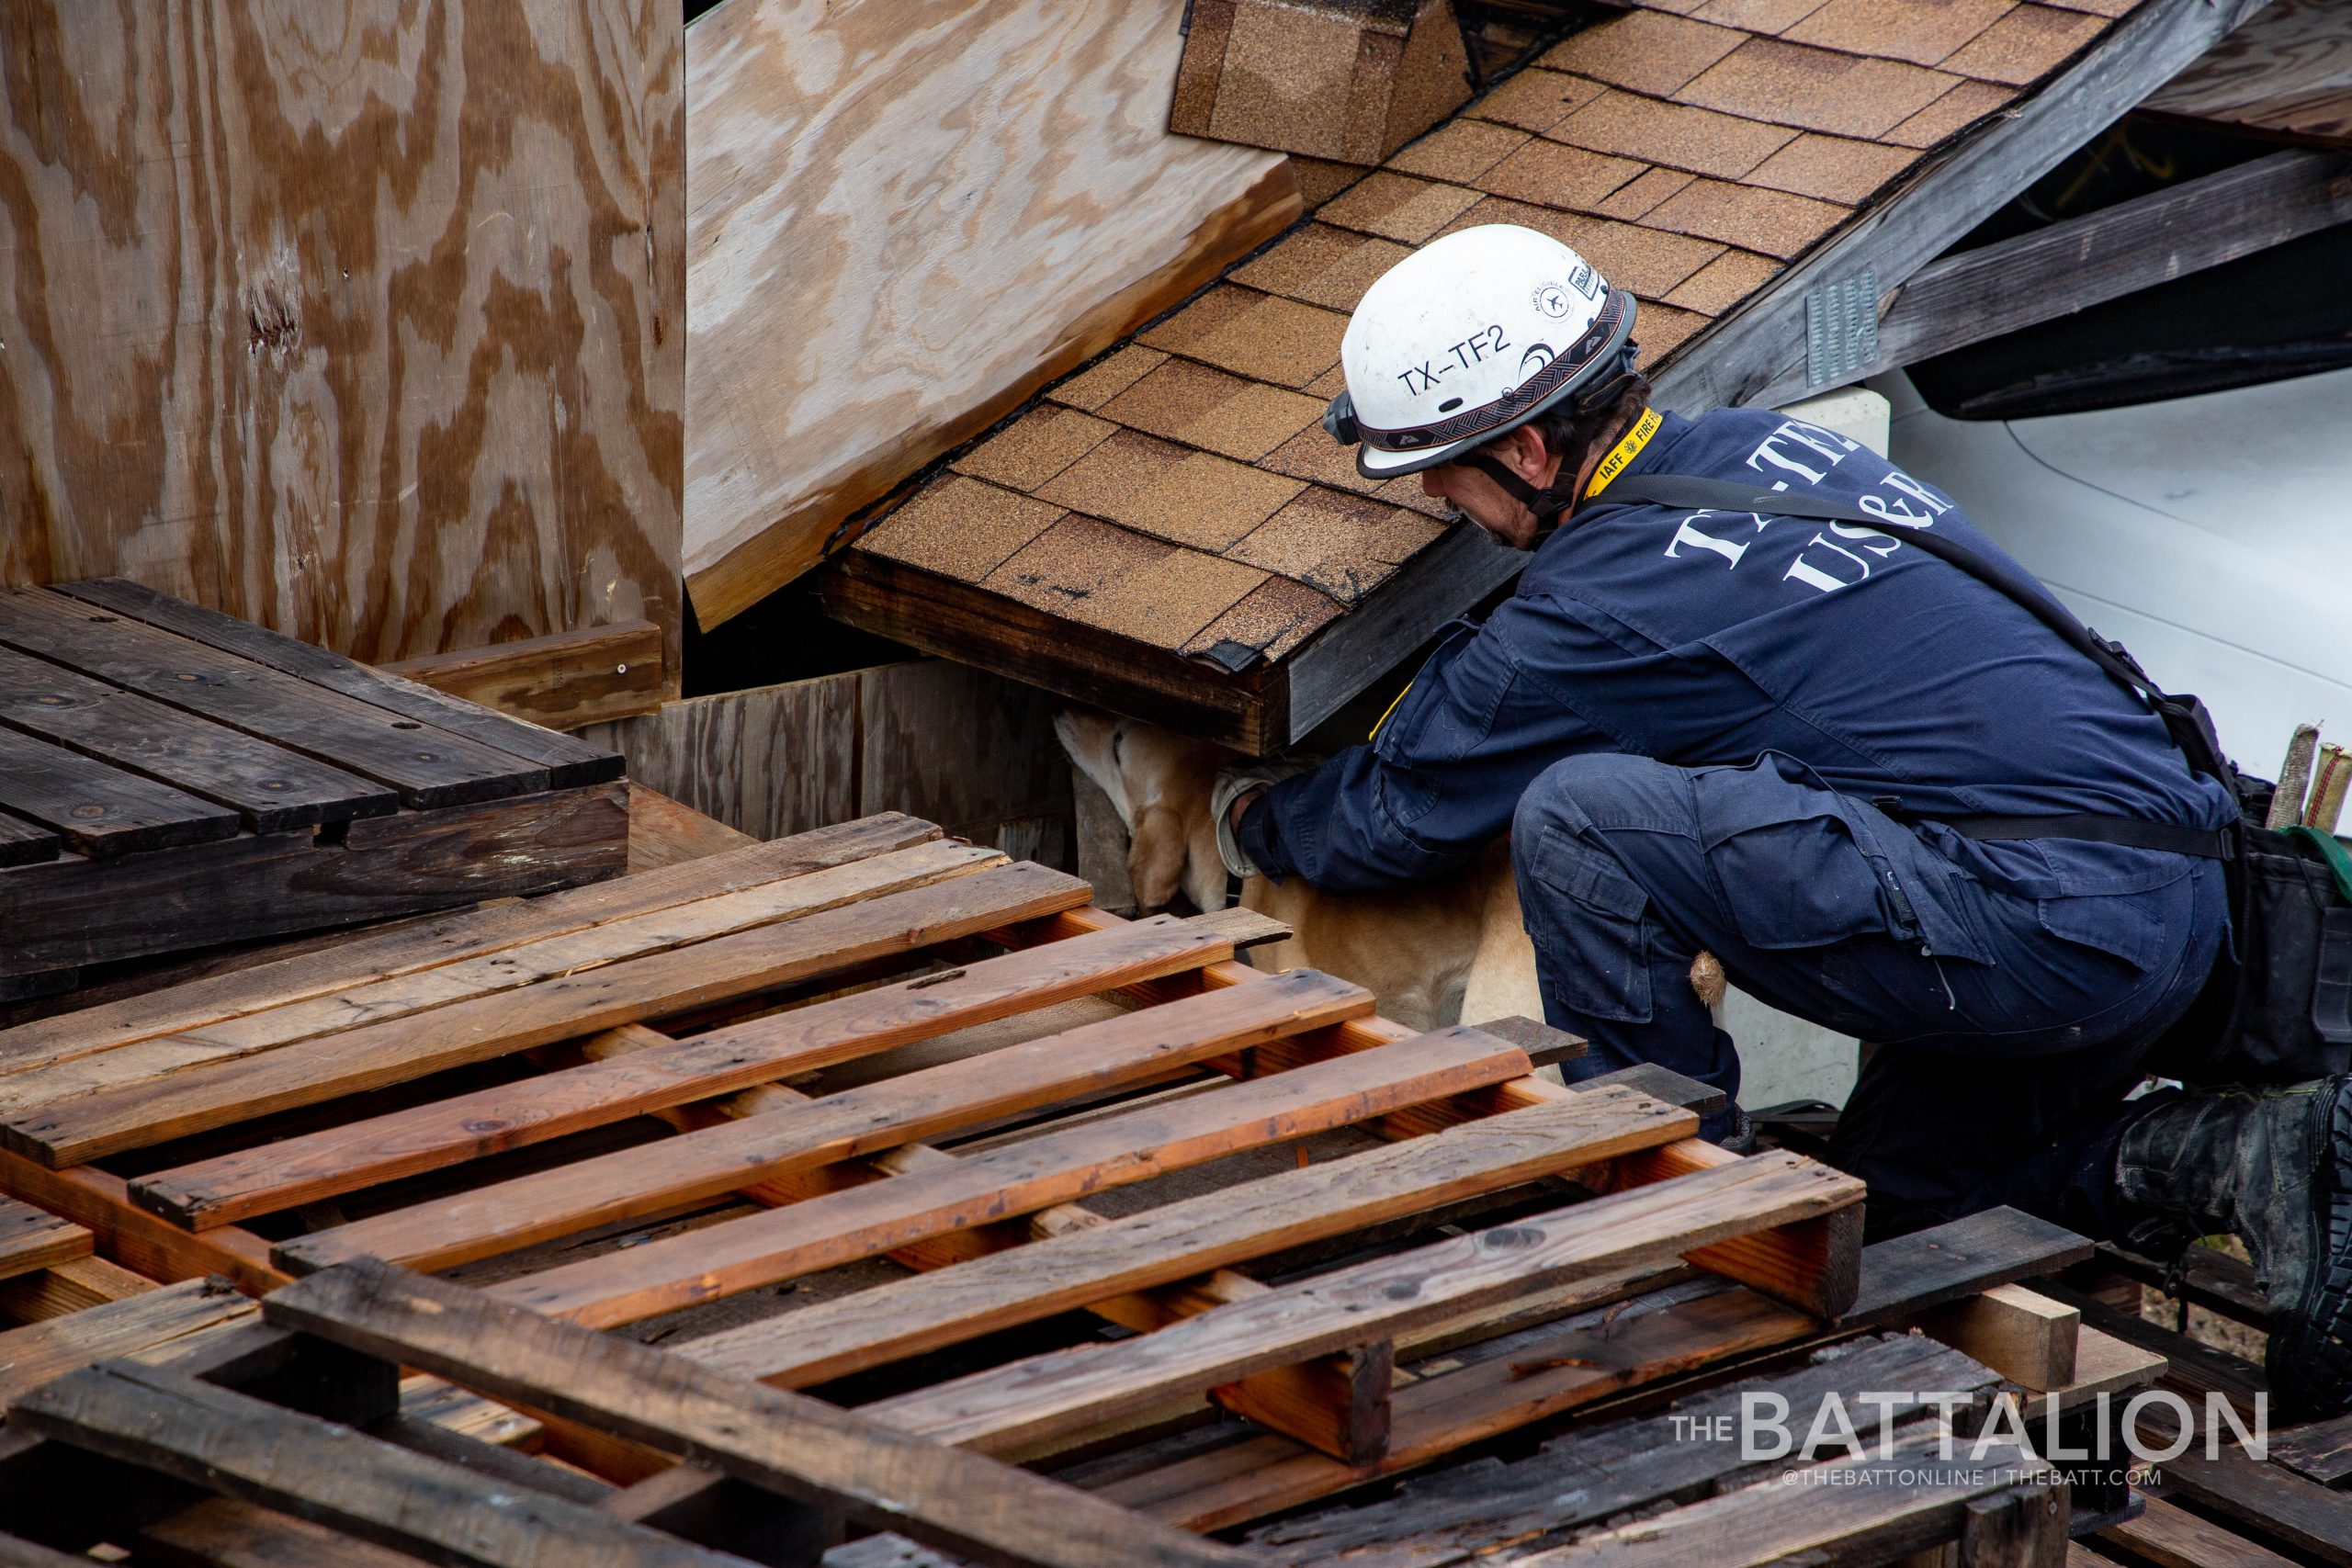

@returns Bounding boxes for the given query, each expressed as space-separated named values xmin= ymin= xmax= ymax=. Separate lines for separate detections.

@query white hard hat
xmin=1324 ymin=224 xmax=1635 ymax=478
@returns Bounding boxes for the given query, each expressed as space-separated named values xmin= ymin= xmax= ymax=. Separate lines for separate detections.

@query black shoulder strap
xmin=1596 ymin=472 xmax=2241 ymax=856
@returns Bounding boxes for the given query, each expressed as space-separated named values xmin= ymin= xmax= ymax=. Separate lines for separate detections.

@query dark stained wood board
xmin=0 ymin=583 xmax=627 ymax=994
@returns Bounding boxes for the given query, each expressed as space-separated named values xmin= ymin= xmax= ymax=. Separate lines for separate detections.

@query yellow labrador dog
xmin=1055 ymin=709 xmax=1546 ymax=1032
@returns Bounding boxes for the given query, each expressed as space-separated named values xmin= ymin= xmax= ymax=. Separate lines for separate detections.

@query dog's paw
xmin=1688 ymin=950 xmax=1727 ymax=1010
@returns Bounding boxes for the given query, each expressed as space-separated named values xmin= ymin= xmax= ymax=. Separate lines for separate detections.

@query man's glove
xmin=1211 ymin=761 xmax=1314 ymax=879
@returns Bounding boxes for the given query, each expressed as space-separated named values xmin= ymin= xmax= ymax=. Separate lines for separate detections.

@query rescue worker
xmin=1216 ymin=224 xmax=2352 ymax=1412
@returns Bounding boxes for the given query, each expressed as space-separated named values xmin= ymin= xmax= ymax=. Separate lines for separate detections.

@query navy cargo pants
xmin=1513 ymin=751 xmax=2227 ymax=1241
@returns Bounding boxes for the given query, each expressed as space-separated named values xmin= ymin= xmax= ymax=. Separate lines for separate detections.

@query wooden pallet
xmin=0 ymin=580 xmax=628 ymax=997
xmin=0 ymin=807 xmax=1871 ymax=1494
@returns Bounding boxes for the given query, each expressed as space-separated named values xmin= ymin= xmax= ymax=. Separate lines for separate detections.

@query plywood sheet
xmin=0 ymin=1 xmax=684 ymax=684
xmin=684 ymin=0 xmax=1302 ymax=626
xmin=2147 ymin=0 xmax=2352 ymax=147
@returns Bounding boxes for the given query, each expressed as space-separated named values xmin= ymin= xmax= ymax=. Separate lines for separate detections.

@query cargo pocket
xmin=1695 ymin=764 xmax=1902 ymax=952
xmin=2037 ymin=880 xmax=2181 ymax=974
xmin=1527 ymin=825 xmax=1653 ymax=1022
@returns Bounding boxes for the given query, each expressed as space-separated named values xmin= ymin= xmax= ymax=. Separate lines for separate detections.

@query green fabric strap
xmin=2287 ymin=825 xmax=2352 ymax=906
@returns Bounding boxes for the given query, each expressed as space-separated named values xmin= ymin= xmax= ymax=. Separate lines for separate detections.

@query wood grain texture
xmin=384 ymin=620 xmax=664 ymax=732
xmin=0 ymin=1198 xmax=88 ymax=1282
xmin=683 ymin=0 xmax=1300 ymax=622
xmin=2147 ymin=0 xmax=2352 ymax=147
xmin=0 ymin=1277 xmax=255 ymax=1408
xmin=0 ymin=2 xmax=684 ymax=683
xmin=582 ymin=660 xmax=1076 ymax=864
xmin=263 ymin=1259 xmax=1258 ymax=1568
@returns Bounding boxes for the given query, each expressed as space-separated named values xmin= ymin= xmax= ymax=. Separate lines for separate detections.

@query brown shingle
xmin=1380 ymin=475 xmax=1449 ymax=518
xmin=1386 ymin=118 xmax=1532 ymax=183
xmin=2034 ymin=0 xmax=2136 ymax=14
xmin=1549 ymin=87 xmax=1797 ymax=179
xmin=1663 ymin=248 xmax=1781 ymax=314
xmin=1232 ymin=223 xmax=1412 ymax=312
xmin=1037 ymin=429 xmax=1304 ymax=550
xmin=1690 ymin=0 xmax=1835 ymax=31
xmin=1882 ymin=78 xmax=2014 ymax=147
xmin=1540 ymin=11 xmax=1749 ymax=95
xmin=857 ymin=476 xmax=1068 ymax=583
xmin=985 ymin=513 xmax=1169 ymax=615
xmin=1100 ymin=360 xmax=1324 ymax=462
xmin=1474 ymin=139 xmax=1645 ymax=210
xmin=1048 ymin=345 xmax=1170 ymax=411
xmin=1262 ymin=424 xmax=1385 ymax=497
xmin=952 ymin=405 xmax=1116 ymax=491
xmin=1171 ymin=0 xmax=1236 ymax=135
xmin=1745 ymin=133 xmax=1917 ymax=203
xmin=1078 ymin=548 xmax=1271 ymax=649
xmin=1641 ymin=179 xmax=1848 ymax=258
xmin=1681 ymin=39 xmax=1960 ymax=137
xmin=1206 ymin=0 xmax=1365 ymax=159
xmin=1227 ymin=488 xmax=1447 ymax=604
xmin=1634 ymin=302 xmax=1710 ymax=367
xmin=1139 ymin=286 xmax=1350 ymax=388
xmin=983 ymin=518 xmax=1266 ymax=650
xmin=1182 ymin=576 xmax=1344 ymax=663
xmin=1440 ymin=198 xmax=1725 ymax=296
xmin=1291 ymin=155 xmax=1374 ymax=209
xmin=1316 ymin=171 xmax=1486 ymax=243
xmin=1941 ymin=5 xmax=2104 ymax=85
xmin=1464 ymin=69 xmax=1605 ymax=134
xmin=1782 ymin=0 xmax=2013 ymax=66
xmin=1594 ymin=167 xmax=1695 ymax=220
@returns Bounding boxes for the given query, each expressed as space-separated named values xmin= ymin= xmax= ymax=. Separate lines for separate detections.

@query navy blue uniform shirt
xmin=1238 ymin=407 xmax=2237 ymax=902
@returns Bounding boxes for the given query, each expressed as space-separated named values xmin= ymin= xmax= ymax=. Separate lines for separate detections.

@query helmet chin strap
xmin=1458 ymin=451 xmax=1579 ymax=547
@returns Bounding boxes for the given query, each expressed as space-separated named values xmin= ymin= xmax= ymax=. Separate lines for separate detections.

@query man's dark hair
xmin=1523 ymin=370 xmax=1651 ymax=474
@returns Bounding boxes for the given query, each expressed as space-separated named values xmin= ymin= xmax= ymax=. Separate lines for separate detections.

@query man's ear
xmin=1500 ymin=424 xmax=1554 ymax=485
xmin=1127 ymin=804 xmax=1189 ymax=911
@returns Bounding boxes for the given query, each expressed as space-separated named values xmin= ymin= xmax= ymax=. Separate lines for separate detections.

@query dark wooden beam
xmin=1867 ymin=147 xmax=2352 ymax=377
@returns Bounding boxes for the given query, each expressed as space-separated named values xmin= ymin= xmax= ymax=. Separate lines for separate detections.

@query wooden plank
xmin=2095 ymin=1241 xmax=2269 ymax=1328
xmin=2 ymin=837 xmax=1007 ymax=1121
xmin=57 ymin=582 xmax=629 ymax=790
xmin=1848 ymin=1207 xmax=2095 ymax=1322
xmin=1246 ymin=1332 xmax=2002 ymax=1566
xmin=0 ymin=1278 xmax=254 ymax=1409
xmin=1911 ymin=1283 xmax=2080 ymax=1393
xmin=0 ymin=1154 xmax=285 ymax=1296
xmin=0 ymin=1256 xmax=157 ymax=1323
xmin=581 ymin=677 xmax=861 ymax=843
xmin=865 ymin=1152 xmax=1860 ymax=1456
xmin=681 ymin=1087 xmax=1695 ymax=1388
xmin=0 ymin=725 xmax=240 ymax=858
xmin=0 ymin=782 xmax=629 ymax=984
xmin=481 ymin=1028 xmax=1534 ymax=1327
xmin=2100 ymin=1494 xmax=2298 ymax=1568
xmin=0 ymin=643 xmax=396 ymax=832
xmin=2146 ymin=0 xmax=2352 ymax=148
xmin=0 ymin=1532 xmax=88 ymax=1568
xmin=1602 ymin=1134 xmax=1862 ymax=1320
xmin=0 ymin=1200 xmax=86 ymax=1283
xmin=0 ymin=812 xmax=934 ymax=1076
xmin=1094 ymin=1205 xmax=2104 ymax=1533
xmin=138 ymin=1497 xmax=422 ymax=1568
xmin=247 ymin=962 xmax=1366 ymax=1254
xmin=0 ymin=818 xmax=55 ymax=870
xmin=0 ymin=587 xmax=548 ymax=808
xmin=2 ymin=859 xmax=1094 ymax=1166
xmin=268 ymin=1260 xmax=1255 ymax=1568
xmin=2270 ymin=1412 xmax=2352 ymax=1486
xmin=2146 ymin=1440 xmax=2352 ymax=1568
xmin=855 ymin=660 xmax=1077 ymax=869
xmin=10 ymin=1363 xmax=741 ymax=1568
xmin=2023 ymin=1324 xmax=2165 ymax=1425
xmin=1868 ymin=148 xmax=2352 ymax=378
xmin=625 ymin=786 xmax=757 ymax=873
xmin=384 ymin=621 xmax=663 ymax=732
xmin=684 ymin=0 xmax=1298 ymax=625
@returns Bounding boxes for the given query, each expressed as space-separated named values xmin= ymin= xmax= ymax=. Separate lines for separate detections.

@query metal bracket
xmin=1804 ymin=267 xmax=1879 ymax=388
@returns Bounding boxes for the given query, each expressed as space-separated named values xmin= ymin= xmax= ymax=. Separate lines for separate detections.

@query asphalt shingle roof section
xmin=848 ymin=0 xmax=2153 ymax=678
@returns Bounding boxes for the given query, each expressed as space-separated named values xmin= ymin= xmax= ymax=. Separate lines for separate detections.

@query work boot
xmin=2115 ymin=1078 xmax=2352 ymax=1416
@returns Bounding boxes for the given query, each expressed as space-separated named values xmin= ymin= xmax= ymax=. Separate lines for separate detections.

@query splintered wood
xmin=0 ymin=810 xmax=1865 ymax=1525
